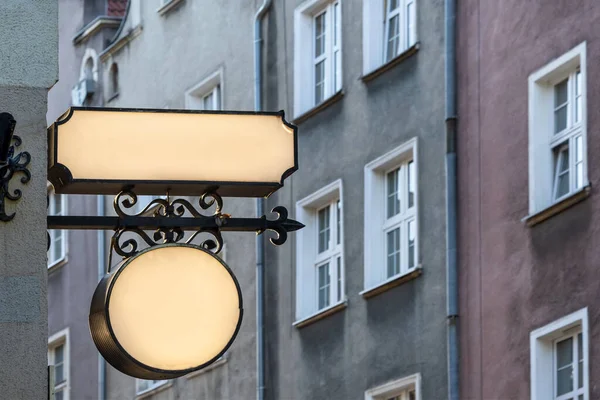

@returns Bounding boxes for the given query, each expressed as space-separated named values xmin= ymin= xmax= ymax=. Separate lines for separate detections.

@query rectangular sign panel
xmin=48 ymin=108 xmax=297 ymax=197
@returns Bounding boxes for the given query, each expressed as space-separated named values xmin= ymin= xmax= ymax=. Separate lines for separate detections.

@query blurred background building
xmin=46 ymin=1 xmax=600 ymax=400
xmin=47 ymin=0 xmax=449 ymax=399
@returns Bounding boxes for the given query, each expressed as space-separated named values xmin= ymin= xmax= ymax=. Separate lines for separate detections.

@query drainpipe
xmin=444 ymin=0 xmax=459 ymax=399
xmin=97 ymin=195 xmax=106 ymax=400
xmin=254 ymin=1 xmax=272 ymax=400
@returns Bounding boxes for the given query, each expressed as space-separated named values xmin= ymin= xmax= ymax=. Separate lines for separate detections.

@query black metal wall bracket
xmin=47 ymin=190 xmax=304 ymax=261
xmin=0 ymin=113 xmax=31 ymax=222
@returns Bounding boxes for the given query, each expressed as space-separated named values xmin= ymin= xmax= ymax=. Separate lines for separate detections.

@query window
xmin=48 ymin=192 xmax=67 ymax=268
xmin=109 ymin=63 xmax=119 ymax=97
xmin=363 ymin=0 xmax=417 ymax=74
xmin=136 ymin=379 xmax=168 ymax=396
xmin=530 ymin=308 xmax=588 ymax=400
xmin=528 ymin=42 xmax=587 ymax=215
xmin=364 ymin=139 xmax=418 ymax=291
xmin=295 ymin=180 xmax=344 ymax=321
xmin=185 ymin=69 xmax=223 ymax=111
xmin=48 ymin=329 xmax=69 ymax=400
xmin=294 ymin=0 xmax=342 ymax=117
xmin=366 ymin=374 xmax=421 ymax=400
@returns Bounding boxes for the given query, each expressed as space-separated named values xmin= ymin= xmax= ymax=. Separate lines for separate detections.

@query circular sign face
xmin=89 ymin=244 xmax=243 ymax=379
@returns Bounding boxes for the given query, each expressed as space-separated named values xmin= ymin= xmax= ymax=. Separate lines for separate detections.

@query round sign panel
xmin=89 ymin=244 xmax=243 ymax=379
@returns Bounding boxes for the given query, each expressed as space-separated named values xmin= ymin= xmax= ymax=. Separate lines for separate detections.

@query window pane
xmin=214 ymin=85 xmax=221 ymax=111
xmin=554 ymin=79 xmax=568 ymax=133
xmin=408 ymin=219 xmax=416 ymax=269
xmin=336 ymin=200 xmax=341 ymax=245
xmin=55 ymin=390 xmax=64 ymax=400
xmin=53 ymin=195 xmax=62 ymax=215
xmin=555 ymin=79 xmax=568 ymax=107
xmin=556 ymin=337 xmax=574 ymax=395
xmin=554 ymin=105 xmax=568 ymax=134
xmin=336 ymin=256 xmax=342 ymax=302
xmin=386 ymin=15 xmax=400 ymax=61
xmin=318 ymin=263 xmax=330 ymax=309
xmin=315 ymin=61 xmax=325 ymax=104
xmin=554 ymin=146 xmax=570 ymax=199
xmin=387 ymin=228 xmax=400 ymax=278
xmin=408 ymin=160 xmax=415 ymax=208
xmin=315 ymin=13 xmax=326 ymax=57
xmin=575 ymin=135 xmax=583 ymax=188
xmin=387 ymin=168 xmax=400 ymax=218
xmin=409 ymin=390 xmax=416 ymax=400
xmin=389 ymin=0 xmax=399 ymax=11
xmin=318 ymin=206 xmax=330 ymax=253
xmin=578 ymin=332 xmax=583 ymax=389
xmin=55 ymin=344 xmax=64 ymax=364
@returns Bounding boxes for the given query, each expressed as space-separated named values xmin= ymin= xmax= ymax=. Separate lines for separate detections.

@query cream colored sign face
xmin=53 ymin=109 xmax=295 ymax=184
xmin=108 ymin=246 xmax=241 ymax=371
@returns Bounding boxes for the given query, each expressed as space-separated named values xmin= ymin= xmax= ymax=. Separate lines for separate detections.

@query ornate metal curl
xmin=114 ymin=189 xmax=223 ymax=218
xmin=258 ymin=206 xmax=297 ymax=246
xmin=0 ymin=135 xmax=32 ymax=222
xmin=111 ymin=227 xmax=224 ymax=260
xmin=110 ymin=189 xmax=225 ymax=260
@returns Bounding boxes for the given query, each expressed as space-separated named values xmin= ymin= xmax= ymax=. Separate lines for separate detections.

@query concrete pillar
xmin=0 ymin=1 xmax=58 ymax=398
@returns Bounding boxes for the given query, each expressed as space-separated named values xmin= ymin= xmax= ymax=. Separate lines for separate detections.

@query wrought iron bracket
xmin=47 ymin=190 xmax=304 ymax=260
xmin=0 ymin=113 xmax=31 ymax=222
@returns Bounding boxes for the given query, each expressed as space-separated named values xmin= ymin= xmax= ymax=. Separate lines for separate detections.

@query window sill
xmin=185 ymin=357 xmax=227 ymax=379
xmin=47 ymin=257 xmax=68 ymax=274
xmin=136 ymin=381 xmax=172 ymax=399
xmin=293 ymin=300 xmax=347 ymax=329
xmin=523 ymin=184 xmax=591 ymax=227
xmin=106 ymin=92 xmax=119 ymax=103
xmin=292 ymin=90 xmax=344 ymax=125
xmin=157 ymin=0 xmax=185 ymax=16
xmin=360 ymin=42 xmax=420 ymax=83
xmin=360 ymin=267 xmax=422 ymax=299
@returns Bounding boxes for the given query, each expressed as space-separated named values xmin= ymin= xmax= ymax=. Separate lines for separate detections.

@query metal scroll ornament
xmin=111 ymin=190 xmax=225 ymax=259
xmin=0 ymin=127 xmax=32 ymax=222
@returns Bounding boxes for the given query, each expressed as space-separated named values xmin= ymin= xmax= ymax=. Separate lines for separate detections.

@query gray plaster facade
xmin=0 ymin=1 xmax=58 ymax=399
xmin=264 ymin=0 xmax=448 ymax=399
xmin=47 ymin=0 xmax=450 ymax=399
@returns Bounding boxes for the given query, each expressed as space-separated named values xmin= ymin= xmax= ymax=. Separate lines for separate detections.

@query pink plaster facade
xmin=458 ymin=1 xmax=600 ymax=398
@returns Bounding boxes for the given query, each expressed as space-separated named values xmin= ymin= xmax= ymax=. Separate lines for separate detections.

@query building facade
xmin=264 ymin=0 xmax=448 ymax=399
xmin=458 ymin=1 xmax=599 ymax=399
xmin=47 ymin=0 xmax=451 ymax=399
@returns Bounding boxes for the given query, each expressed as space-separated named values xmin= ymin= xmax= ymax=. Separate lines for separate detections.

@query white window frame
xmin=528 ymin=42 xmax=587 ymax=215
xmin=185 ymin=69 xmax=223 ymax=111
xmin=530 ymin=308 xmax=589 ymax=400
xmin=363 ymin=0 xmax=417 ymax=74
xmin=365 ymin=373 xmax=421 ymax=400
xmin=293 ymin=0 xmax=342 ymax=118
xmin=363 ymin=138 xmax=418 ymax=292
xmin=48 ymin=328 xmax=70 ymax=400
xmin=295 ymin=180 xmax=344 ymax=322
xmin=48 ymin=192 xmax=67 ymax=268
xmin=135 ymin=379 xmax=168 ymax=397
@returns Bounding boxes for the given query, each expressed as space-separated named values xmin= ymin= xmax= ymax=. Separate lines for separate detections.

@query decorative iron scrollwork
xmin=258 ymin=206 xmax=300 ymax=246
xmin=0 ymin=134 xmax=32 ymax=222
xmin=110 ymin=189 xmax=225 ymax=260
xmin=114 ymin=189 xmax=223 ymax=218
